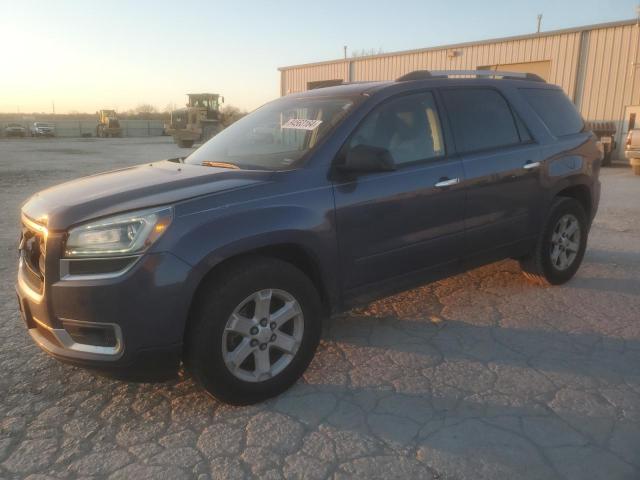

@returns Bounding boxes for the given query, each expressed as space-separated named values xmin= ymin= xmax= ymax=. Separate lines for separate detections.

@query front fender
xmin=157 ymin=183 xmax=339 ymax=315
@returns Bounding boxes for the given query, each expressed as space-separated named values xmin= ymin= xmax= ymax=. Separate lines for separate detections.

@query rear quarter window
xmin=519 ymin=88 xmax=584 ymax=137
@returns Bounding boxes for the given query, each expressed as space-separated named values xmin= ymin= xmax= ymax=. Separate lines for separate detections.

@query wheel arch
xmin=554 ymin=183 xmax=592 ymax=220
xmin=183 ymin=241 xmax=335 ymax=351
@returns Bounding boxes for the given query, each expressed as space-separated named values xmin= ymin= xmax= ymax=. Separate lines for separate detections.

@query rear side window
xmin=520 ymin=88 xmax=584 ymax=137
xmin=441 ymin=88 xmax=520 ymax=154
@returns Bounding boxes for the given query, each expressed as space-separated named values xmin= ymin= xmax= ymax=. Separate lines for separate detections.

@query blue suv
xmin=16 ymin=70 xmax=601 ymax=404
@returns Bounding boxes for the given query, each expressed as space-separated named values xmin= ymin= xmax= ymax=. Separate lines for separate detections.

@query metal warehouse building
xmin=279 ymin=19 xmax=640 ymax=159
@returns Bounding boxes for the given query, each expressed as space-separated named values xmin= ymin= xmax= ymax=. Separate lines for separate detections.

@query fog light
xmin=62 ymin=320 xmax=118 ymax=348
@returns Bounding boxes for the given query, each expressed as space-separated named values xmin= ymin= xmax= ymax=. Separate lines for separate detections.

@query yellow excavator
xmin=166 ymin=93 xmax=223 ymax=148
xmin=96 ymin=110 xmax=122 ymax=138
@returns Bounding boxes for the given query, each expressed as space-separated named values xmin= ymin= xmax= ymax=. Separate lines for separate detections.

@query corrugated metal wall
xmin=280 ymin=31 xmax=585 ymax=95
xmin=280 ymin=20 xmax=640 ymax=157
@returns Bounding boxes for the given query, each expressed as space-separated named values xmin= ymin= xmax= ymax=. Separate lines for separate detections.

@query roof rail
xmin=396 ymin=69 xmax=546 ymax=83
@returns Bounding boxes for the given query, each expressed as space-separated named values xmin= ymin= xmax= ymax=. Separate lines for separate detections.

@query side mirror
xmin=338 ymin=144 xmax=396 ymax=173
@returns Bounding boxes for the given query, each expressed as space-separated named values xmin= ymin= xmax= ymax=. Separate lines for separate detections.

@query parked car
xmin=30 ymin=122 xmax=55 ymax=137
xmin=16 ymin=70 xmax=601 ymax=404
xmin=624 ymin=128 xmax=640 ymax=175
xmin=4 ymin=123 xmax=26 ymax=137
xmin=585 ymin=121 xmax=616 ymax=166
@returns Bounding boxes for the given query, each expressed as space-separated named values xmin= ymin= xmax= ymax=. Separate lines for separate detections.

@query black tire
xmin=177 ymin=139 xmax=194 ymax=148
xmin=520 ymin=197 xmax=589 ymax=286
xmin=185 ymin=256 xmax=322 ymax=405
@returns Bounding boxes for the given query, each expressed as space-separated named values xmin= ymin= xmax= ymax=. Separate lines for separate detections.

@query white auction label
xmin=282 ymin=118 xmax=323 ymax=130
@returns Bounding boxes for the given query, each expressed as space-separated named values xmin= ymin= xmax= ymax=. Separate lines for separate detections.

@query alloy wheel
xmin=222 ymin=289 xmax=304 ymax=382
xmin=550 ymin=213 xmax=581 ymax=271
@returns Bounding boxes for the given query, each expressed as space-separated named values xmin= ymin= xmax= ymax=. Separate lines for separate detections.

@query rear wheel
xmin=186 ymin=257 xmax=322 ymax=405
xmin=520 ymin=197 xmax=588 ymax=286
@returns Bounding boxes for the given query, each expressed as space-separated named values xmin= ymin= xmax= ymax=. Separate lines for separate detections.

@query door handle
xmin=434 ymin=177 xmax=460 ymax=188
xmin=523 ymin=161 xmax=541 ymax=170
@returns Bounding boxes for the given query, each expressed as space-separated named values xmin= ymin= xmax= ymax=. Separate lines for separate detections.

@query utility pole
xmin=52 ymin=101 xmax=55 ymax=115
xmin=343 ymin=45 xmax=347 ymax=60
xmin=536 ymin=14 xmax=543 ymax=33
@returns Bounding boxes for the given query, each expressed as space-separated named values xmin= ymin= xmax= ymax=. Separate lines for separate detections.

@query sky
xmin=0 ymin=0 xmax=637 ymax=114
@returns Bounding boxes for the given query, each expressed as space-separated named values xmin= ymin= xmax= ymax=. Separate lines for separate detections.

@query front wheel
xmin=520 ymin=197 xmax=588 ymax=286
xmin=186 ymin=256 xmax=322 ymax=405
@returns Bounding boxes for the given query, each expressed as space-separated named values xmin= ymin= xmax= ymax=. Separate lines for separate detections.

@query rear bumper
xmin=16 ymin=251 xmax=193 ymax=379
xmin=625 ymin=150 xmax=640 ymax=161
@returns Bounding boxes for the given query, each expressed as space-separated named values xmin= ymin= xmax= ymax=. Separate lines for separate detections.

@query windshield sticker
xmin=282 ymin=118 xmax=323 ymax=131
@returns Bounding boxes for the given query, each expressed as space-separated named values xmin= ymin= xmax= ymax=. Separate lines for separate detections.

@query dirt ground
xmin=1 ymin=137 xmax=639 ymax=479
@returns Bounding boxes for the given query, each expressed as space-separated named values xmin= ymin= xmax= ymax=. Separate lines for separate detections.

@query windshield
xmin=185 ymin=95 xmax=358 ymax=170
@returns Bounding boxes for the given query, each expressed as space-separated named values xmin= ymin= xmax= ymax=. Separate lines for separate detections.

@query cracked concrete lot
xmin=1 ymin=137 xmax=640 ymax=479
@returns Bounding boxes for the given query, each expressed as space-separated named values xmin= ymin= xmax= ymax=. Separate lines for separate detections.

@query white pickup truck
xmin=625 ymin=129 xmax=640 ymax=175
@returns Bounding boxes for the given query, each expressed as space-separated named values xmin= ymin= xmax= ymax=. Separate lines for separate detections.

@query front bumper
xmin=167 ymin=128 xmax=201 ymax=141
xmin=16 ymin=249 xmax=193 ymax=380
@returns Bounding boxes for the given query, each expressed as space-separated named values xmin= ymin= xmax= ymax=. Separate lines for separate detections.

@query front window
xmin=185 ymin=95 xmax=359 ymax=170
xmin=347 ymin=91 xmax=445 ymax=165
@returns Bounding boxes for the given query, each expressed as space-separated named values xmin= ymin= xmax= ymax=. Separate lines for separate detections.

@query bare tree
xmin=351 ymin=47 xmax=384 ymax=58
xmin=219 ymin=105 xmax=247 ymax=127
xmin=135 ymin=103 xmax=158 ymax=116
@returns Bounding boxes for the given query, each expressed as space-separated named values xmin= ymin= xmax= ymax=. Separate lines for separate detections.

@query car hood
xmin=22 ymin=160 xmax=271 ymax=230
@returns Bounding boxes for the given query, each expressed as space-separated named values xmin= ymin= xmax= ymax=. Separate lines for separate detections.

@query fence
xmin=1 ymin=119 xmax=165 ymax=137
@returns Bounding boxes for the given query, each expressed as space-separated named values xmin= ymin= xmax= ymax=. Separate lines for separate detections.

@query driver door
xmin=332 ymin=91 xmax=466 ymax=299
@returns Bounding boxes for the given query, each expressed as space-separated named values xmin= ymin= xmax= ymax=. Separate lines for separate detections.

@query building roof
xmin=278 ymin=18 xmax=637 ymax=71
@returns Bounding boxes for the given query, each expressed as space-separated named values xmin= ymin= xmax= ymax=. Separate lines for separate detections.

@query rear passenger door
xmin=440 ymin=87 xmax=543 ymax=260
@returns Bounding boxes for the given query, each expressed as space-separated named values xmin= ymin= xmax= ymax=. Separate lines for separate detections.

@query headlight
xmin=65 ymin=207 xmax=173 ymax=258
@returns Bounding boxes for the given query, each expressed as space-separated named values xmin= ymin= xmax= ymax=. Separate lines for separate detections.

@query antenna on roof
xmin=537 ymin=14 xmax=543 ymax=33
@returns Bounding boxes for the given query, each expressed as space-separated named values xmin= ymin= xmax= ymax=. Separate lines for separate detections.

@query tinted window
xmin=520 ymin=88 xmax=584 ymax=137
xmin=348 ymin=92 xmax=444 ymax=165
xmin=441 ymin=88 xmax=520 ymax=153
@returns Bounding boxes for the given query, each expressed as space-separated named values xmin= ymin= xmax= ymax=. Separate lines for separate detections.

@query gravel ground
xmin=1 ymin=137 xmax=640 ymax=480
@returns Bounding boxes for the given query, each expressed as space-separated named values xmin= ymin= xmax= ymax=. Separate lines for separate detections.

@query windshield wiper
xmin=201 ymin=161 xmax=240 ymax=169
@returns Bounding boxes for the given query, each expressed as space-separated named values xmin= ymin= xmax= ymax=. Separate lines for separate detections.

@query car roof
xmin=288 ymin=81 xmax=392 ymax=98
xmin=288 ymin=76 xmax=557 ymax=100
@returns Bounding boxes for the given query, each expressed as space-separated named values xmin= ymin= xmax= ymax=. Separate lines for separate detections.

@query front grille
xmin=62 ymin=320 xmax=118 ymax=348
xmin=20 ymin=219 xmax=46 ymax=292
